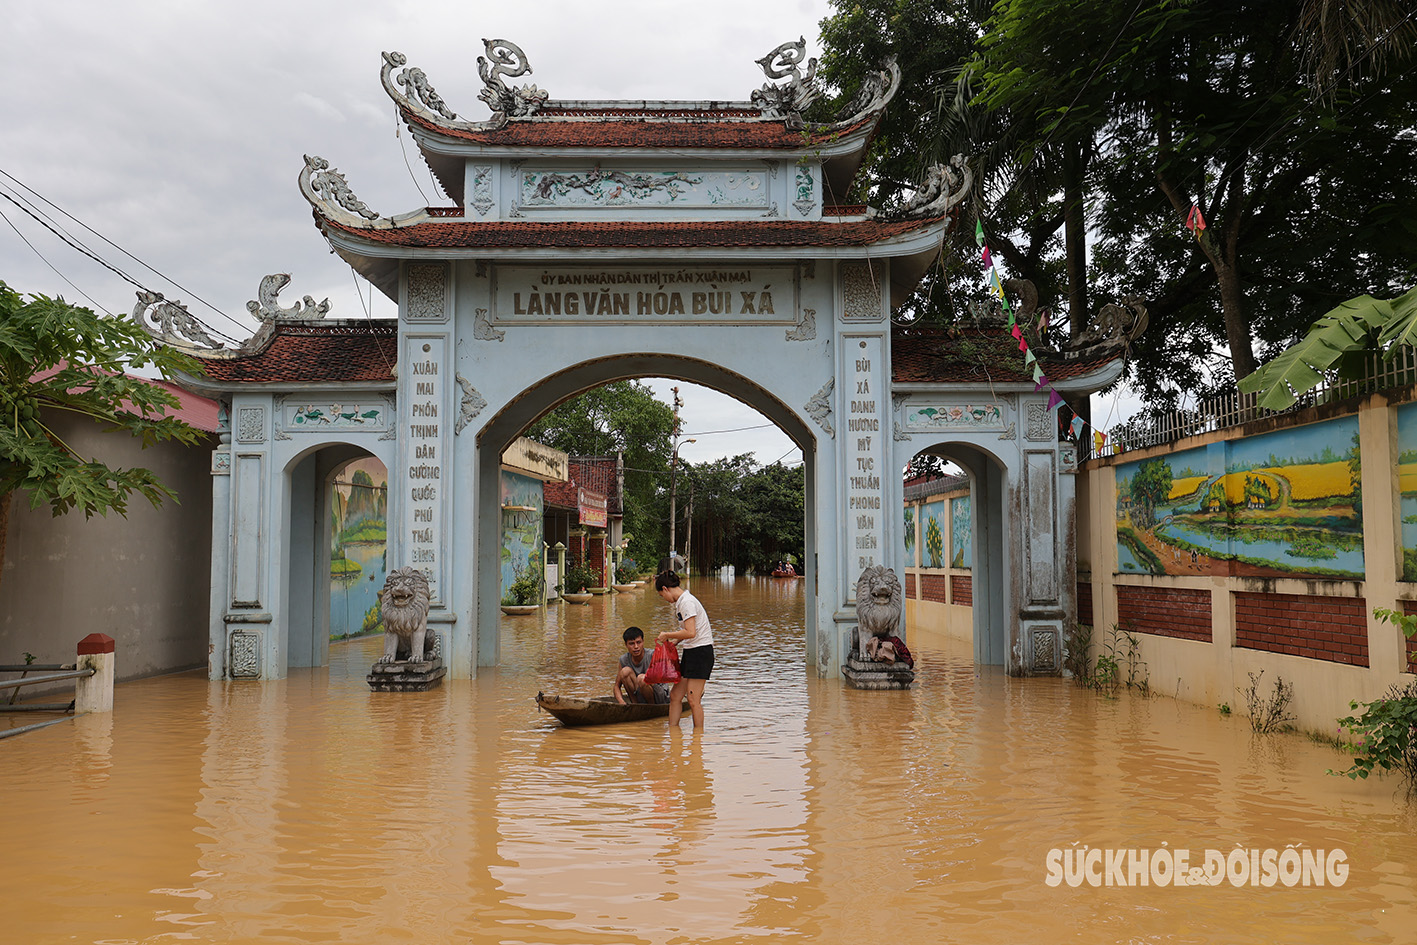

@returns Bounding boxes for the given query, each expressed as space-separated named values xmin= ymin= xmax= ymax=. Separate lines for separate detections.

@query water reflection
xmin=2 ymin=575 xmax=1415 ymax=943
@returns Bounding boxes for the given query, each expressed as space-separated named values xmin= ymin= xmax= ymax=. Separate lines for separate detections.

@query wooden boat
xmin=771 ymin=568 xmax=800 ymax=578
xmin=535 ymin=691 xmax=686 ymax=726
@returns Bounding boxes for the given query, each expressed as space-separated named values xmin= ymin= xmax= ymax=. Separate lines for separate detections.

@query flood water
xmin=4 ymin=575 xmax=1416 ymax=943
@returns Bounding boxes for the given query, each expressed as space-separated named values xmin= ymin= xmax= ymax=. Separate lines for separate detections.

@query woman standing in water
xmin=654 ymin=571 xmax=713 ymax=730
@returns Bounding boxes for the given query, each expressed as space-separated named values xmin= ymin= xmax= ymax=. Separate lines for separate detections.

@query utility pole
xmin=684 ymin=479 xmax=694 ymax=575
xmin=667 ymin=387 xmax=695 ymax=563
xmin=668 ymin=386 xmax=682 ymax=559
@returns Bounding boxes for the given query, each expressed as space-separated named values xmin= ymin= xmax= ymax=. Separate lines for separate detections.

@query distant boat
xmin=771 ymin=566 xmax=800 ymax=578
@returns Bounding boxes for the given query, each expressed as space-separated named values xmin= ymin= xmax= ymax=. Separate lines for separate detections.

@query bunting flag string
xmin=974 ymin=213 xmax=1106 ymax=452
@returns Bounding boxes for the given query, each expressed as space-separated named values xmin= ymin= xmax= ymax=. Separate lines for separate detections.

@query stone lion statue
xmin=856 ymin=565 xmax=903 ymax=661
xmin=377 ymin=567 xmax=436 ymax=663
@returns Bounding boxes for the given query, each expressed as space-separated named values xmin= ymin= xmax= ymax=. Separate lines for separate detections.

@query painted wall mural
xmin=1115 ymin=416 xmax=1363 ymax=578
xmin=500 ymin=470 xmax=545 ymax=599
xmin=1394 ymin=402 xmax=1417 ymax=580
xmin=921 ymin=500 xmax=946 ymax=569
xmin=951 ymin=494 xmax=972 ymax=570
xmin=329 ymin=458 xmax=388 ymax=639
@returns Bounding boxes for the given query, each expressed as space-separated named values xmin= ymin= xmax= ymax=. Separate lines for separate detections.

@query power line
xmin=682 ymin=422 xmax=775 ymax=436
xmin=0 ymin=204 xmax=115 ymax=316
xmin=0 ymin=167 xmax=252 ymax=341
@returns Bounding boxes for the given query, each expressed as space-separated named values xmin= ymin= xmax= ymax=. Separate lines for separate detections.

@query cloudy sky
xmin=3 ymin=0 xmax=846 ymax=466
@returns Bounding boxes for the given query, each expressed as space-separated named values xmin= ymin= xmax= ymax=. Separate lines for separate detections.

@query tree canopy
xmin=817 ymin=0 xmax=1417 ymax=410
xmin=523 ymin=380 xmax=676 ymax=566
xmin=522 ymin=382 xmax=807 ymax=573
xmin=0 ymin=281 xmax=205 ymax=582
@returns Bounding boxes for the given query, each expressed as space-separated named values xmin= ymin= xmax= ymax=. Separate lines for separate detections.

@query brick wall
xmin=919 ymin=574 xmax=948 ymax=603
xmin=1117 ymin=586 xmax=1212 ymax=642
xmin=905 ymin=573 xmax=917 ymax=600
xmin=1397 ymin=601 xmax=1417 ymax=674
xmin=1078 ymin=582 xmax=1094 ymax=628
xmin=1234 ymin=592 xmax=1368 ymax=666
xmin=951 ymin=575 xmax=973 ymax=606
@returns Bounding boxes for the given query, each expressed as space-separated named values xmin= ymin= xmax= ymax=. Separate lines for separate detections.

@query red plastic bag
xmin=644 ymin=639 xmax=681 ymax=685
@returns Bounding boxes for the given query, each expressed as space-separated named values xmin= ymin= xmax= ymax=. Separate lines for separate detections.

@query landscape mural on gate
xmin=500 ymin=470 xmax=545 ymax=600
xmin=1115 ymin=416 xmax=1363 ymax=578
xmin=329 ymin=458 xmax=388 ymax=639
xmin=951 ymin=494 xmax=972 ymax=570
xmin=903 ymin=504 xmax=917 ymax=566
xmin=920 ymin=500 xmax=947 ymax=569
xmin=1393 ymin=402 xmax=1417 ymax=580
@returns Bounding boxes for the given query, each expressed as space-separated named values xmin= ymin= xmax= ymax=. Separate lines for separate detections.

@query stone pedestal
xmin=367 ymin=659 xmax=446 ymax=692
xmin=842 ymin=654 xmax=915 ymax=690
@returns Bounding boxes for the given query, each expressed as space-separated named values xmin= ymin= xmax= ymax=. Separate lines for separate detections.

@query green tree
xmin=0 ymin=282 xmax=204 ymax=584
xmin=1129 ymin=459 xmax=1174 ymax=529
xmin=817 ymin=0 xmax=1417 ymax=409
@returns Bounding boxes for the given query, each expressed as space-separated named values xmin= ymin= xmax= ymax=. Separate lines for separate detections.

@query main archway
xmin=475 ymin=356 xmax=819 ymax=667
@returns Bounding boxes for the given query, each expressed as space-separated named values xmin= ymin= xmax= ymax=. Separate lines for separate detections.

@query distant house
xmin=0 ymin=374 xmax=218 ymax=685
xmin=542 ymin=455 xmax=625 ymax=587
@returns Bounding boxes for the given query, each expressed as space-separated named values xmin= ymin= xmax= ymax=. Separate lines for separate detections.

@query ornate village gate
xmin=154 ymin=39 xmax=1124 ymax=681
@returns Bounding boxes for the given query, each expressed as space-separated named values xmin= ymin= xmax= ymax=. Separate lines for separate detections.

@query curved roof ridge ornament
xmin=893 ymin=154 xmax=973 ymax=219
xmin=751 ymin=37 xmax=820 ymax=122
xmin=477 ymin=39 xmax=548 ymax=119
xmin=300 ymin=154 xmax=381 ymax=226
xmin=131 ymin=291 xmax=275 ymax=360
xmin=834 ymin=55 xmax=902 ymax=127
xmin=246 ymin=274 xmax=331 ymax=322
xmin=380 ymin=51 xmax=458 ymax=123
xmin=1066 ymin=296 xmax=1149 ymax=358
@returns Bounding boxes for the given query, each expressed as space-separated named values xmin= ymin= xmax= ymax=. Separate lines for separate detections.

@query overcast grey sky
xmin=3 ymin=0 xmax=843 ymax=466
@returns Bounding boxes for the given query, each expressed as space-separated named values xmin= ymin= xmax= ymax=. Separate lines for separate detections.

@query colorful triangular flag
xmin=1070 ymin=414 xmax=1086 ymax=438
xmin=975 ymin=219 xmax=985 ymax=247
xmin=1186 ymin=204 xmax=1206 ymax=238
xmin=1046 ymin=389 xmax=1062 ymax=411
xmin=1034 ymin=375 xmax=1049 ymax=392
xmin=1010 ymin=324 xmax=1022 ymax=340
xmin=1094 ymin=431 xmax=1107 ymax=453
xmin=1024 ymin=349 xmax=1037 ymax=367
xmin=1032 ymin=363 xmax=1045 ymax=382
xmin=989 ymin=270 xmax=1005 ymax=298
xmin=981 ymin=246 xmax=993 ymax=268
xmin=1007 ymin=309 xmax=1017 ymax=329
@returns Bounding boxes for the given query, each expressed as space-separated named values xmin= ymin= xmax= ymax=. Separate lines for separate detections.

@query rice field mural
xmin=329 ymin=458 xmax=388 ymax=639
xmin=951 ymin=494 xmax=972 ymax=569
xmin=1394 ymin=403 xmax=1417 ymax=580
xmin=921 ymin=500 xmax=946 ymax=569
xmin=1115 ymin=416 xmax=1363 ymax=578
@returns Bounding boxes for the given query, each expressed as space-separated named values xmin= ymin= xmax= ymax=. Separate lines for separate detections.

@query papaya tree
xmin=0 ymin=281 xmax=204 ymax=585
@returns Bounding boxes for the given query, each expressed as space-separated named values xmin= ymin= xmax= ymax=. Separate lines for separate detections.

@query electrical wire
xmin=0 ymin=167 xmax=252 ymax=341
xmin=0 ymin=204 xmax=115 ymax=316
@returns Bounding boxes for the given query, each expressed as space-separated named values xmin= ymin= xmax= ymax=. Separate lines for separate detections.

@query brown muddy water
xmin=3 ymin=575 xmax=1415 ymax=944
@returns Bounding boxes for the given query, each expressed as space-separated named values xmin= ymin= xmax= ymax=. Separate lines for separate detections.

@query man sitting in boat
xmin=614 ymin=626 xmax=672 ymax=705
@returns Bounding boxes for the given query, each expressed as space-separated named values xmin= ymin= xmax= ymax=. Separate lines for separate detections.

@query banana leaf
xmin=1237 ymin=287 xmax=1417 ymax=411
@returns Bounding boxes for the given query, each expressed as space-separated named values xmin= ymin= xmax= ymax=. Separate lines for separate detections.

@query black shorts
xmin=679 ymin=644 xmax=714 ymax=680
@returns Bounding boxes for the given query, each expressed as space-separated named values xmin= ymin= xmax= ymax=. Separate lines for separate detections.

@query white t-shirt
xmin=674 ymin=589 xmax=713 ymax=649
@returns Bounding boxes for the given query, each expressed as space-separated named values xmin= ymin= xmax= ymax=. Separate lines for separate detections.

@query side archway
xmin=283 ymin=443 xmax=388 ymax=670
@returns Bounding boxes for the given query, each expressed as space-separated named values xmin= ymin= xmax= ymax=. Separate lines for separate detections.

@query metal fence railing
xmin=1085 ymin=347 xmax=1417 ymax=461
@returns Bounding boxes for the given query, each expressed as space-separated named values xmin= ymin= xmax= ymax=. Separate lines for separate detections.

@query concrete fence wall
xmin=1083 ymin=388 xmax=1417 ymax=732
xmin=904 ymin=388 xmax=1417 ymax=733
xmin=0 ymin=406 xmax=214 ymax=694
